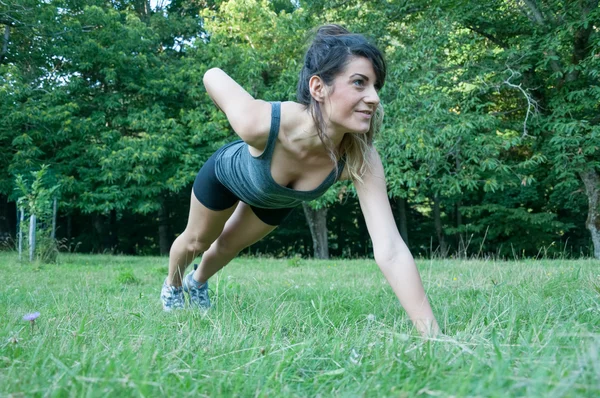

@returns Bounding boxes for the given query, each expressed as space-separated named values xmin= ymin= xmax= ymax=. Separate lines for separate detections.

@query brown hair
xmin=296 ymin=24 xmax=386 ymax=182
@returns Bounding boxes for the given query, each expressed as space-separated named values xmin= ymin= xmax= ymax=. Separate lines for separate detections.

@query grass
xmin=1 ymin=252 xmax=599 ymax=397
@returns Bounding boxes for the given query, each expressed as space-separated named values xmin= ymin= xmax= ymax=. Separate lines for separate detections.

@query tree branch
xmin=465 ymin=25 xmax=508 ymax=48
xmin=517 ymin=0 xmax=563 ymax=77
xmin=0 ymin=16 xmax=22 ymax=26
xmin=503 ymin=64 xmax=539 ymax=138
xmin=0 ymin=24 xmax=8 ymax=64
xmin=565 ymin=0 xmax=599 ymax=82
xmin=521 ymin=0 xmax=545 ymax=25
xmin=0 ymin=2 xmax=34 ymax=26
xmin=444 ymin=136 xmax=462 ymax=159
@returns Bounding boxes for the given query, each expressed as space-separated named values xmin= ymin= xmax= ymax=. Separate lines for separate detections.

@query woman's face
xmin=322 ymin=56 xmax=380 ymax=135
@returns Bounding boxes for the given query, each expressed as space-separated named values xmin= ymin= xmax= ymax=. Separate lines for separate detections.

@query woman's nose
xmin=364 ymin=88 xmax=380 ymax=105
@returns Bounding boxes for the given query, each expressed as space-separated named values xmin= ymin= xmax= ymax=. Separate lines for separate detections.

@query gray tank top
xmin=214 ymin=102 xmax=346 ymax=209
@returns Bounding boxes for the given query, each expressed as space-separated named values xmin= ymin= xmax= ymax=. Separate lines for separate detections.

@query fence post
xmin=29 ymin=214 xmax=36 ymax=262
xmin=18 ymin=208 xmax=24 ymax=261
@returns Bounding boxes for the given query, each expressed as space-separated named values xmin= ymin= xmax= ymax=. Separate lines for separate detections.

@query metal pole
xmin=29 ymin=214 xmax=36 ymax=262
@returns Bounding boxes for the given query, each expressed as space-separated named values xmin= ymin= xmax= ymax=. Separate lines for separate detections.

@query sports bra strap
xmin=260 ymin=101 xmax=281 ymax=159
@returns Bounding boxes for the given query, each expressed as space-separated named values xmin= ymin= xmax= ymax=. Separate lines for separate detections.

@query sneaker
xmin=183 ymin=266 xmax=211 ymax=310
xmin=161 ymin=279 xmax=185 ymax=311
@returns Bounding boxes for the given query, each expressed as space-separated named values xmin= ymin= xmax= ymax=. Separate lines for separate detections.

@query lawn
xmin=1 ymin=252 xmax=599 ymax=397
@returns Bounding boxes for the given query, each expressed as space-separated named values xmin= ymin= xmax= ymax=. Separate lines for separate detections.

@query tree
xmin=1 ymin=0 xmax=596 ymax=258
xmin=431 ymin=0 xmax=600 ymax=257
xmin=0 ymin=0 xmax=64 ymax=241
xmin=49 ymin=2 xmax=222 ymax=253
xmin=378 ymin=5 xmax=553 ymax=257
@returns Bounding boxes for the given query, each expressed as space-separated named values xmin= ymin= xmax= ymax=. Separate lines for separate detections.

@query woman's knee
xmin=178 ymin=231 xmax=214 ymax=255
xmin=214 ymin=236 xmax=243 ymax=257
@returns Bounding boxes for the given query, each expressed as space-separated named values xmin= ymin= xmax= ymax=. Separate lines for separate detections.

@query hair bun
xmin=316 ymin=24 xmax=349 ymax=37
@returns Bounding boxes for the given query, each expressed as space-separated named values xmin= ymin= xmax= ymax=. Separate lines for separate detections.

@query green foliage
xmin=372 ymin=0 xmax=598 ymax=256
xmin=14 ymin=165 xmax=59 ymax=219
xmin=0 ymin=0 xmax=597 ymax=257
xmin=14 ymin=165 xmax=60 ymax=263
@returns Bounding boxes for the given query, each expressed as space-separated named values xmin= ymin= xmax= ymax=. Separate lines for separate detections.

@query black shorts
xmin=193 ymin=151 xmax=295 ymax=226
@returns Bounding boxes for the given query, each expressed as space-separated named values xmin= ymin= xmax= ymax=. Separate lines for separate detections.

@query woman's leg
xmin=167 ymin=190 xmax=238 ymax=286
xmin=193 ymin=202 xmax=277 ymax=283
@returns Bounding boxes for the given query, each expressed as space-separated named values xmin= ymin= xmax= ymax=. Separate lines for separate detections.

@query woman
xmin=161 ymin=25 xmax=440 ymax=336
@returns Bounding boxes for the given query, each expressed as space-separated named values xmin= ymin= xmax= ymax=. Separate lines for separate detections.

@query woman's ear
xmin=309 ymin=75 xmax=326 ymax=102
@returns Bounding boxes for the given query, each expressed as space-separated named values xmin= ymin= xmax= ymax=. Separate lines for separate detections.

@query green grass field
xmin=1 ymin=252 xmax=599 ymax=397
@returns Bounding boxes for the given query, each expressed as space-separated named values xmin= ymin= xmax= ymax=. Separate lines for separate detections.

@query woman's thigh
xmin=185 ymin=149 xmax=240 ymax=245
xmin=214 ymin=202 xmax=278 ymax=254
xmin=183 ymin=190 xmax=238 ymax=246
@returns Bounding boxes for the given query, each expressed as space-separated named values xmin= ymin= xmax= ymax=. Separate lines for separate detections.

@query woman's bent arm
xmin=203 ymin=68 xmax=271 ymax=149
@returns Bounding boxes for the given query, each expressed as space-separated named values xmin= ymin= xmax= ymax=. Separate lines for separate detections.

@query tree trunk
xmin=67 ymin=214 xmax=72 ymax=240
xmin=93 ymin=215 xmax=103 ymax=237
xmin=454 ymin=149 xmax=464 ymax=256
xmin=0 ymin=25 xmax=9 ymax=64
xmin=158 ymin=199 xmax=170 ymax=256
xmin=455 ymin=201 xmax=464 ymax=256
xmin=93 ymin=213 xmax=115 ymax=253
xmin=433 ymin=194 xmax=447 ymax=257
xmin=302 ymin=203 xmax=329 ymax=259
xmin=579 ymin=168 xmax=600 ymax=259
xmin=0 ymin=194 xmax=16 ymax=241
xmin=397 ymin=197 xmax=409 ymax=246
xmin=134 ymin=0 xmax=151 ymax=22
xmin=108 ymin=209 xmax=118 ymax=252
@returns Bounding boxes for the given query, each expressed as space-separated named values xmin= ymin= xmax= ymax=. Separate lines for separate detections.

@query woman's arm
xmin=203 ymin=68 xmax=271 ymax=149
xmin=353 ymin=147 xmax=440 ymax=337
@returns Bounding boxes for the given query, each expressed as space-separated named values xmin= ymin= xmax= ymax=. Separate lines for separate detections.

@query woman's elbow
xmin=374 ymin=244 xmax=413 ymax=268
xmin=203 ymin=67 xmax=221 ymax=80
xmin=374 ymin=249 xmax=400 ymax=267
xmin=203 ymin=68 xmax=224 ymax=90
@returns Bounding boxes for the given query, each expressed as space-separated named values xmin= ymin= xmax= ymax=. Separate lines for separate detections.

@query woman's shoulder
xmin=279 ymin=101 xmax=312 ymax=136
xmin=280 ymin=101 xmax=307 ymax=121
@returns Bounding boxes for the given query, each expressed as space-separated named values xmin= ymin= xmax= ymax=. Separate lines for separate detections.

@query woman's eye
xmin=353 ymin=79 xmax=364 ymax=87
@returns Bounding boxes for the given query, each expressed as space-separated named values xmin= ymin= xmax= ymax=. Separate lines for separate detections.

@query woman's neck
xmin=284 ymin=102 xmax=345 ymax=155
